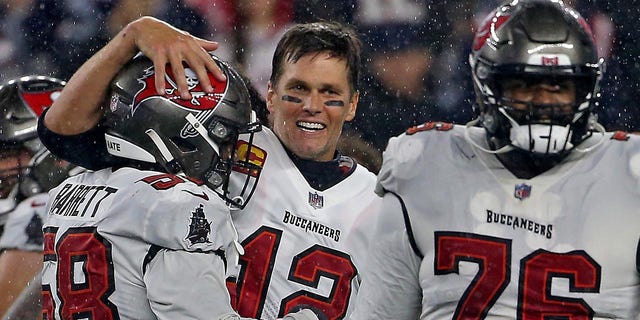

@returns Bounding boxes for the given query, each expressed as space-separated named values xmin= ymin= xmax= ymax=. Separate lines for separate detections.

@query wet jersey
xmin=352 ymin=123 xmax=640 ymax=319
xmin=228 ymin=128 xmax=381 ymax=320
xmin=0 ymin=193 xmax=48 ymax=252
xmin=41 ymin=167 xmax=242 ymax=319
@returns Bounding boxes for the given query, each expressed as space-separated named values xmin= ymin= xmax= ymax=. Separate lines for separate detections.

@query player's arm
xmin=144 ymin=248 xmax=240 ymax=319
xmin=0 ymin=250 xmax=42 ymax=317
xmin=43 ymin=16 xmax=224 ymax=136
xmin=349 ymin=193 xmax=422 ymax=320
xmin=144 ymin=249 xmax=319 ymax=320
xmin=1 ymin=273 xmax=42 ymax=320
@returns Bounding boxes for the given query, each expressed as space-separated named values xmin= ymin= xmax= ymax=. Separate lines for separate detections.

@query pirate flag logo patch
xmin=185 ymin=204 xmax=212 ymax=247
xmin=25 ymin=213 xmax=44 ymax=246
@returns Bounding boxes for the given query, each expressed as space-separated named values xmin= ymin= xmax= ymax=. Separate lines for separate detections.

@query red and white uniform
xmin=351 ymin=123 xmax=640 ymax=319
xmin=42 ymin=167 xmax=242 ymax=319
xmin=0 ymin=193 xmax=48 ymax=252
xmin=228 ymin=128 xmax=381 ymax=320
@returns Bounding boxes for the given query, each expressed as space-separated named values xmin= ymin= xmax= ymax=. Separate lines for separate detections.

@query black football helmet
xmin=105 ymin=53 xmax=262 ymax=208
xmin=469 ymin=0 xmax=604 ymax=157
xmin=0 ymin=76 xmax=66 ymax=215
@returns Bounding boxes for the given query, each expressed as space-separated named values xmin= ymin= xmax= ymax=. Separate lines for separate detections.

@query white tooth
xmin=297 ymin=121 xmax=325 ymax=130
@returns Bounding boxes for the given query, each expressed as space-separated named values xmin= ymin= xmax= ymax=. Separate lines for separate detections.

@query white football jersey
xmin=228 ymin=128 xmax=381 ymax=320
xmin=42 ymin=167 xmax=242 ymax=320
xmin=352 ymin=123 xmax=640 ymax=319
xmin=0 ymin=193 xmax=48 ymax=251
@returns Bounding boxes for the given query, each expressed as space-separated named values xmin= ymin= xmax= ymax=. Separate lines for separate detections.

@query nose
xmin=302 ymin=93 xmax=323 ymax=115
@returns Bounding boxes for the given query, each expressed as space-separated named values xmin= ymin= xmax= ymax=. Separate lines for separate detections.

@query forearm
xmin=43 ymin=16 xmax=222 ymax=136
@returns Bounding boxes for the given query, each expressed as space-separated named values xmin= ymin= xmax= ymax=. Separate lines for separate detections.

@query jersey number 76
xmin=435 ymin=231 xmax=600 ymax=320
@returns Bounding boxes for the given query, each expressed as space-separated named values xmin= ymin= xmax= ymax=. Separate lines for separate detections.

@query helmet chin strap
xmin=145 ymin=128 xmax=181 ymax=174
xmin=574 ymin=121 xmax=606 ymax=153
xmin=464 ymin=118 xmax=514 ymax=154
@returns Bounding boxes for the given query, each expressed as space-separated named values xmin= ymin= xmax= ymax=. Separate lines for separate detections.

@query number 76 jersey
xmin=363 ymin=124 xmax=640 ymax=319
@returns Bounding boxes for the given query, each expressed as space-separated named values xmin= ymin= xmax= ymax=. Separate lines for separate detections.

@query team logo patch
xmin=308 ymin=192 xmax=324 ymax=209
xmin=514 ymin=183 xmax=532 ymax=200
xmin=185 ymin=204 xmax=212 ymax=246
xmin=233 ymin=140 xmax=267 ymax=177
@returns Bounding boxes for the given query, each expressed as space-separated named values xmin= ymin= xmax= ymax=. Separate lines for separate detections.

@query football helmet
xmin=0 ymin=76 xmax=65 ymax=216
xmin=105 ymin=53 xmax=262 ymax=208
xmin=469 ymin=0 xmax=604 ymax=157
xmin=20 ymin=148 xmax=85 ymax=198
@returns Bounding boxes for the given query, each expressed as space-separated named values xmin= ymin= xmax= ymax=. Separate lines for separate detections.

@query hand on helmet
xmin=126 ymin=16 xmax=226 ymax=100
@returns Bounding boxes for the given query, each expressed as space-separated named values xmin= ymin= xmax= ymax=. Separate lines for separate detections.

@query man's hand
xmin=281 ymin=309 xmax=321 ymax=320
xmin=126 ymin=16 xmax=226 ymax=99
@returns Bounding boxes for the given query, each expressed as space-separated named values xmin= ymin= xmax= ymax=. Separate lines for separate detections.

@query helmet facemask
xmin=481 ymin=72 xmax=597 ymax=157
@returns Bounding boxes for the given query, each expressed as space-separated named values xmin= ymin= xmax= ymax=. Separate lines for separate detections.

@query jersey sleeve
xmin=350 ymin=192 xmax=422 ymax=320
xmin=107 ymin=173 xmax=243 ymax=277
xmin=144 ymin=248 xmax=240 ymax=319
xmin=0 ymin=194 xmax=48 ymax=251
xmin=376 ymin=133 xmax=421 ymax=196
xmin=37 ymin=108 xmax=120 ymax=170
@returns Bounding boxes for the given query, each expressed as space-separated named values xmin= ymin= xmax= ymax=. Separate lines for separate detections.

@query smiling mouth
xmin=297 ymin=121 xmax=326 ymax=131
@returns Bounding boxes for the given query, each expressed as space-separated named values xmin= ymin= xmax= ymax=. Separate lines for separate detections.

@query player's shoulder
xmin=587 ymin=130 xmax=640 ymax=156
xmin=384 ymin=121 xmax=470 ymax=166
xmin=377 ymin=122 xmax=474 ymax=195
xmin=12 ymin=193 xmax=49 ymax=216
xmin=105 ymin=168 xmax=234 ymax=253
xmin=0 ymin=193 xmax=49 ymax=251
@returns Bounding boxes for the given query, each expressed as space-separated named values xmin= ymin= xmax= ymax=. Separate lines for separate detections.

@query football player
xmin=37 ymin=21 xmax=317 ymax=319
xmin=38 ymin=17 xmax=381 ymax=320
xmin=0 ymin=76 xmax=75 ymax=317
xmin=349 ymin=0 xmax=640 ymax=318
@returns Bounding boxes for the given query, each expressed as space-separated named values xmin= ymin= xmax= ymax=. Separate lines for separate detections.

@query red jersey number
xmin=227 ymin=226 xmax=356 ymax=319
xmin=435 ymin=231 xmax=600 ymax=320
xmin=42 ymin=227 xmax=119 ymax=320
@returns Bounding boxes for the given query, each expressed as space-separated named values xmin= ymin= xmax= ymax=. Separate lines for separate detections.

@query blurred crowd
xmin=1 ymin=0 xmax=639 ymax=154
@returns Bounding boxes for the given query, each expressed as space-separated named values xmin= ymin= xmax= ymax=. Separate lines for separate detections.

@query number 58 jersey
xmin=41 ymin=167 xmax=241 ymax=319
xmin=368 ymin=124 xmax=640 ymax=319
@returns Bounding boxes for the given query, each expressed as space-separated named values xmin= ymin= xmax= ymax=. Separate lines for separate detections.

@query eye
xmin=289 ymin=84 xmax=307 ymax=92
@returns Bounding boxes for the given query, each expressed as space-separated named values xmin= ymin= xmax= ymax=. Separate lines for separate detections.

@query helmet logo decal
xmin=133 ymin=66 xmax=228 ymax=138
xmin=20 ymin=90 xmax=61 ymax=116
xmin=133 ymin=66 xmax=227 ymax=112
xmin=472 ymin=14 xmax=510 ymax=51
xmin=541 ymin=56 xmax=559 ymax=66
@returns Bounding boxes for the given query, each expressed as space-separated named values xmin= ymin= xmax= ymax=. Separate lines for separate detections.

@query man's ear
xmin=266 ymin=81 xmax=276 ymax=114
xmin=345 ymin=90 xmax=359 ymax=122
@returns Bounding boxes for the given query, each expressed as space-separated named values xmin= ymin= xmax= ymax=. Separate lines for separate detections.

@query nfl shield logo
xmin=514 ymin=183 xmax=532 ymax=200
xmin=308 ymin=192 xmax=324 ymax=209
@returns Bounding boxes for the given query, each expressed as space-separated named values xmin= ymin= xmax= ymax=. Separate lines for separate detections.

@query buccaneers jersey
xmin=42 ymin=167 xmax=242 ymax=319
xmin=0 ymin=193 xmax=48 ymax=252
xmin=351 ymin=123 xmax=640 ymax=319
xmin=227 ymin=128 xmax=381 ymax=320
